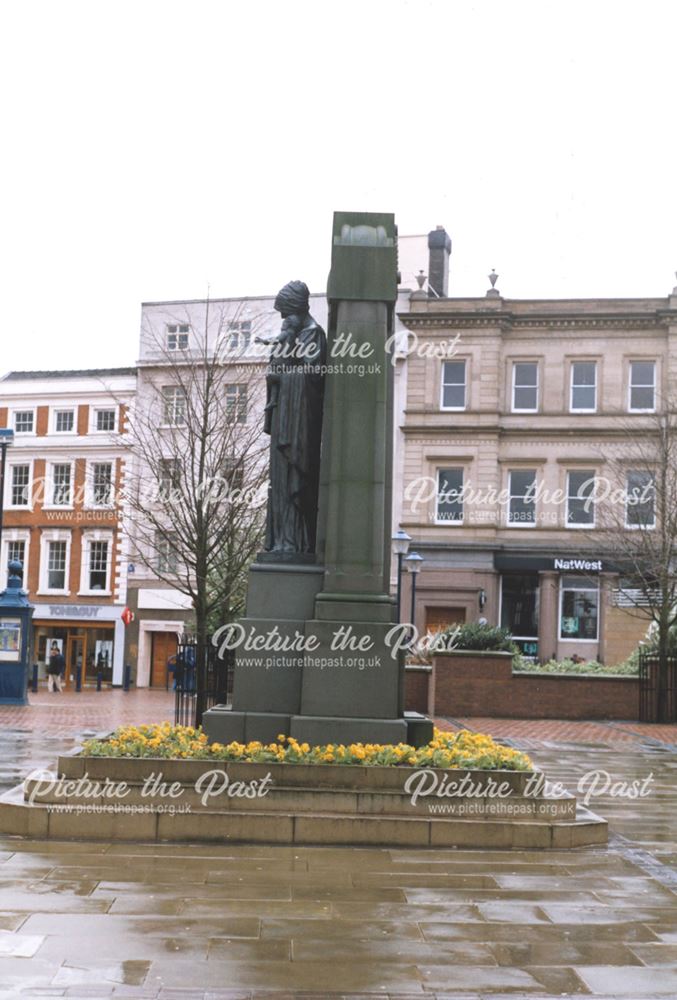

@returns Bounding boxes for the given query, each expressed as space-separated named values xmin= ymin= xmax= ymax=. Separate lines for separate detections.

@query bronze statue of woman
xmin=256 ymin=281 xmax=326 ymax=555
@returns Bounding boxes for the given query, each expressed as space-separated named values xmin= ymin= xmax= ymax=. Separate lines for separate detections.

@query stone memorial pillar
xmin=203 ymin=212 xmax=433 ymax=747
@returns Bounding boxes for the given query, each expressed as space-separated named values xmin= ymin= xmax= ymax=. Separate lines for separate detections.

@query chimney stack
xmin=427 ymin=225 xmax=451 ymax=298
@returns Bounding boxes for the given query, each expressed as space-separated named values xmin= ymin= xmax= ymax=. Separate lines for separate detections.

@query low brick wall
xmin=429 ymin=652 xmax=640 ymax=721
xmin=404 ymin=665 xmax=432 ymax=715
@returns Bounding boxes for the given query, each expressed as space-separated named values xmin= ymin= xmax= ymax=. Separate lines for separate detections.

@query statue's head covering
xmin=274 ymin=280 xmax=310 ymax=316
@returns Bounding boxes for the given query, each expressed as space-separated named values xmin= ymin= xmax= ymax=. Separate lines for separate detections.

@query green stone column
xmin=290 ymin=213 xmax=431 ymax=745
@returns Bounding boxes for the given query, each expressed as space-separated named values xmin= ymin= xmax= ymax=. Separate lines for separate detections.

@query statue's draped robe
xmin=264 ymin=315 xmax=326 ymax=553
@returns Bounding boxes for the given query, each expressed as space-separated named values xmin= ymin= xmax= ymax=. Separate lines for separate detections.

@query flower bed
xmin=82 ymin=724 xmax=532 ymax=771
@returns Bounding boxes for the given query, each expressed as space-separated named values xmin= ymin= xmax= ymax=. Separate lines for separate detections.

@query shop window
xmin=441 ymin=360 xmax=466 ymax=410
xmin=225 ymin=384 xmax=248 ymax=423
xmin=88 ymin=541 xmax=109 ymax=591
xmin=512 ymin=362 xmax=538 ymax=412
xmin=570 ymin=362 xmax=597 ymax=411
xmin=560 ymin=576 xmax=599 ymax=640
xmin=47 ymin=541 xmax=67 ymax=590
xmin=508 ymin=469 xmax=536 ymax=526
xmin=629 ymin=361 xmax=656 ymax=412
xmin=436 ymin=468 xmax=464 ymax=523
xmin=10 ymin=464 xmax=30 ymax=507
xmin=566 ymin=471 xmax=595 ymax=527
xmin=626 ymin=470 xmax=655 ymax=528
xmin=500 ymin=574 xmax=539 ymax=655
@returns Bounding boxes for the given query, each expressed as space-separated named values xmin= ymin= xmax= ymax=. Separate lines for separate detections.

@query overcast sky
xmin=2 ymin=0 xmax=676 ymax=373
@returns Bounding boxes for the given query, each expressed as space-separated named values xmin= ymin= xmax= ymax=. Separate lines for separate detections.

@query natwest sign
xmin=554 ymin=558 xmax=603 ymax=572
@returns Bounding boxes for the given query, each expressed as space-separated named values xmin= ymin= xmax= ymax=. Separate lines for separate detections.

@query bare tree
xmin=122 ymin=299 xmax=270 ymax=718
xmin=594 ymin=402 xmax=677 ymax=721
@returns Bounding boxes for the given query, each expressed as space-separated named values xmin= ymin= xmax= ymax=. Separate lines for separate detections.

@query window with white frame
xmin=46 ymin=540 xmax=68 ymax=591
xmin=560 ymin=575 xmax=599 ymax=640
xmin=629 ymin=361 xmax=656 ymax=412
xmin=158 ymin=458 xmax=181 ymax=498
xmin=436 ymin=468 xmax=464 ymax=523
xmin=50 ymin=463 xmax=72 ymax=506
xmin=566 ymin=471 xmax=596 ymax=527
xmin=53 ymin=409 xmax=75 ymax=433
xmin=167 ymin=323 xmax=189 ymax=351
xmin=7 ymin=539 xmax=26 ymax=570
xmin=91 ymin=462 xmax=113 ymax=506
xmin=156 ymin=532 xmax=178 ymax=574
xmin=508 ymin=469 xmax=537 ymax=526
xmin=162 ymin=386 xmax=187 ymax=426
xmin=95 ymin=408 xmax=116 ymax=432
xmin=512 ymin=362 xmax=538 ymax=412
xmin=441 ymin=361 xmax=466 ymax=410
xmin=228 ymin=320 xmax=252 ymax=350
xmin=80 ymin=537 xmax=110 ymax=593
xmin=225 ymin=384 xmax=248 ymax=423
xmin=223 ymin=458 xmax=244 ymax=492
xmin=13 ymin=410 xmax=34 ymax=434
xmin=570 ymin=361 xmax=597 ymax=411
xmin=1 ymin=533 xmax=29 ymax=590
xmin=9 ymin=464 xmax=30 ymax=507
xmin=626 ymin=470 xmax=655 ymax=528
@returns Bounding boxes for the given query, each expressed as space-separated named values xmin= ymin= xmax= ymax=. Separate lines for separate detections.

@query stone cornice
xmin=398 ymin=310 xmax=674 ymax=333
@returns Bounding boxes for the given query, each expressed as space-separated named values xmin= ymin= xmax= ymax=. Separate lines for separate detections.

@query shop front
xmin=495 ymin=553 xmax=614 ymax=663
xmin=32 ymin=603 xmax=125 ymax=687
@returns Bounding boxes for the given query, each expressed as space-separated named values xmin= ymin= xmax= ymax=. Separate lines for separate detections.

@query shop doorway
xmin=151 ymin=631 xmax=178 ymax=688
xmin=66 ymin=633 xmax=86 ymax=689
xmin=425 ymin=607 xmax=466 ymax=632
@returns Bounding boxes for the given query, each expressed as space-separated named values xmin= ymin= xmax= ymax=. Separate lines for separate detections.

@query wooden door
xmin=425 ymin=607 xmax=466 ymax=632
xmin=150 ymin=632 xmax=177 ymax=688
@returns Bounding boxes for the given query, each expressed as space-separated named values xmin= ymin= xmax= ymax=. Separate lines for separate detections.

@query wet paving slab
xmin=0 ymin=724 xmax=676 ymax=996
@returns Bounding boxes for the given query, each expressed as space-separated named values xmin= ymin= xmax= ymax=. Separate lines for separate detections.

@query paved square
xmin=0 ymin=695 xmax=676 ymax=997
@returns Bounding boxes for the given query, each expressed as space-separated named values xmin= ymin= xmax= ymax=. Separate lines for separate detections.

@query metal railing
xmin=174 ymin=634 xmax=235 ymax=727
xmin=639 ymin=650 xmax=677 ymax=722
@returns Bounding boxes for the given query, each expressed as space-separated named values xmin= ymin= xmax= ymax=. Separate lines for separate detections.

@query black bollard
xmin=75 ymin=663 xmax=82 ymax=692
xmin=123 ymin=664 xmax=131 ymax=691
xmin=31 ymin=664 xmax=38 ymax=694
xmin=96 ymin=671 xmax=102 ymax=692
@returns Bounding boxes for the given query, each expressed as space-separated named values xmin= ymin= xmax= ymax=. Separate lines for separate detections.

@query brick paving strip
xmin=0 ymin=689 xmax=175 ymax=737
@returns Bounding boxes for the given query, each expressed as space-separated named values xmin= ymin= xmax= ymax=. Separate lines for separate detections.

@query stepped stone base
xmin=0 ymin=753 xmax=608 ymax=850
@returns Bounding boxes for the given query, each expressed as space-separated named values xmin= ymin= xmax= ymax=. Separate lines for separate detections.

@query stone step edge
xmin=56 ymin=754 xmax=542 ymax=794
xmin=0 ymin=784 xmax=608 ymax=850
xmin=23 ymin=776 xmax=575 ymax=803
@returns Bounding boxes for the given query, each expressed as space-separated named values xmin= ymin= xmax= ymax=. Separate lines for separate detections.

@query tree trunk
xmin=657 ymin=602 xmax=671 ymax=723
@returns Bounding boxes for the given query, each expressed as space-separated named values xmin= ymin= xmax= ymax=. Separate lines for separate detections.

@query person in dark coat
xmin=47 ymin=641 xmax=65 ymax=693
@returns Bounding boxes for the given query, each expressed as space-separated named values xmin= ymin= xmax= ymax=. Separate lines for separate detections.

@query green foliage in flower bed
xmin=441 ymin=622 xmax=518 ymax=653
xmin=513 ymin=652 xmax=639 ymax=676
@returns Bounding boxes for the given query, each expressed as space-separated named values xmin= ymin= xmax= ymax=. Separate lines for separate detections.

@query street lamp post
xmin=404 ymin=551 xmax=424 ymax=632
xmin=391 ymin=529 xmax=411 ymax=623
xmin=0 ymin=429 xmax=15 ymax=573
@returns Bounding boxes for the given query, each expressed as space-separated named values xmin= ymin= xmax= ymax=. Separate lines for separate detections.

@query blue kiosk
xmin=0 ymin=561 xmax=33 ymax=705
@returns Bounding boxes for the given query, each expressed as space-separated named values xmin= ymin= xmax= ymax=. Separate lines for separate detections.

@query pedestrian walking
xmin=47 ymin=641 xmax=65 ymax=693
